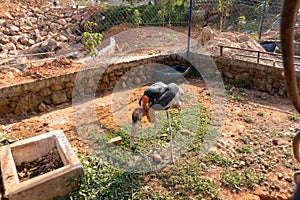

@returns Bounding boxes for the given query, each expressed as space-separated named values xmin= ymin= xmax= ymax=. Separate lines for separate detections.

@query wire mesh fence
xmin=75 ymin=0 xmax=288 ymax=40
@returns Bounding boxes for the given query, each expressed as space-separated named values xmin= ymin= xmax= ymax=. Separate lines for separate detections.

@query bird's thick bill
xmin=130 ymin=122 xmax=139 ymax=148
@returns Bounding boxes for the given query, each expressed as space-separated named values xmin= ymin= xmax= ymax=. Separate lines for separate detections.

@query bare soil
xmin=16 ymin=147 xmax=64 ymax=182
xmin=0 ymin=2 xmax=297 ymax=199
xmin=1 ymin=78 xmax=300 ymax=199
xmin=0 ymin=58 xmax=82 ymax=87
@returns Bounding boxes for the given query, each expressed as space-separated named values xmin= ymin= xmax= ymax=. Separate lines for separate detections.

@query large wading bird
xmin=130 ymin=82 xmax=184 ymax=163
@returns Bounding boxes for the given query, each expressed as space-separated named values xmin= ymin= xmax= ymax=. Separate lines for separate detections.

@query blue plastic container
xmin=153 ymin=66 xmax=189 ymax=81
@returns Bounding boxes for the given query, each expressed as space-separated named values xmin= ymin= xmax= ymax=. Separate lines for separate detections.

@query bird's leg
xmin=149 ymin=110 xmax=157 ymax=154
xmin=149 ymin=121 xmax=157 ymax=154
xmin=166 ymin=110 xmax=174 ymax=163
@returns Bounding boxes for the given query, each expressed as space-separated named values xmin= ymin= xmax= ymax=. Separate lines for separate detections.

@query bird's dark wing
xmin=151 ymin=83 xmax=181 ymax=110
xmin=139 ymin=82 xmax=169 ymax=106
xmin=151 ymin=88 xmax=176 ymax=110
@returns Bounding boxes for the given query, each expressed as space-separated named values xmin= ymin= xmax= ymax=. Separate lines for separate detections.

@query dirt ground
xmin=0 ymin=2 xmax=298 ymax=199
xmin=1 ymin=77 xmax=300 ymax=199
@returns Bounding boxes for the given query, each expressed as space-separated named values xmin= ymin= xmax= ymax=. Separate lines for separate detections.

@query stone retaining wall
xmin=214 ymin=56 xmax=292 ymax=95
xmin=1 ymin=54 xmax=299 ymax=116
xmin=0 ymin=54 xmax=183 ymax=115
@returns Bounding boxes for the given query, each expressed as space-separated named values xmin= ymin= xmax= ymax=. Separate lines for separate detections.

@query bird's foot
xmin=149 ymin=148 xmax=157 ymax=154
xmin=165 ymin=156 xmax=175 ymax=164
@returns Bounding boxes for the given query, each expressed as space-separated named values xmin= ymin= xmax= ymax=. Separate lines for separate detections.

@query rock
xmin=134 ymin=77 xmax=141 ymax=84
xmin=29 ymin=17 xmax=38 ymax=23
xmin=14 ymin=93 xmax=43 ymax=114
xmin=66 ymin=27 xmax=73 ymax=35
xmin=151 ymin=153 xmax=163 ymax=163
xmin=223 ymin=71 xmax=234 ymax=79
xmin=277 ymin=172 xmax=283 ymax=180
xmin=278 ymin=85 xmax=286 ymax=96
xmin=10 ymin=25 xmax=20 ymax=34
xmin=239 ymin=160 xmax=246 ymax=166
xmin=37 ymin=102 xmax=47 ymax=112
xmin=255 ymin=80 xmax=266 ymax=91
xmin=57 ymin=18 xmax=67 ymax=26
xmin=4 ymin=12 xmax=13 ymax=20
xmin=198 ymin=26 xmax=217 ymax=45
xmin=39 ymin=87 xmax=52 ymax=97
xmin=2 ymin=27 xmax=10 ymax=35
xmin=3 ymin=42 xmax=16 ymax=51
xmin=236 ymin=34 xmax=250 ymax=42
xmin=0 ymin=35 xmax=10 ymax=45
xmin=19 ymin=35 xmax=30 ymax=45
xmin=51 ymin=83 xmax=64 ymax=91
xmin=16 ymin=43 xmax=25 ymax=50
xmin=20 ymin=25 xmax=32 ymax=32
xmin=180 ymin=128 xmax=196 ymax=136
xmin=0 ymin=19 xmax=7 ymax=26
xmin=59 ymin=35 xmax=68 ymax=42
xmin=285 ymin=176 xmax=293 ymax=183
xmin=235 ymin=72 xmax=249 ymax=81
xmin=272 ymin=139 xmax=279 ymax=145
xmin=51 ymin=90 xmax=67 ymax=105
xmin=65 ymin=17 xmax=73 ymax=22
xmin=39 ymin=31 xmax=47 ymax=37
xmin=10 ymin=36 xmax=20 ymax=45
xmin=65 ymin=82 xmax=74 ymax=88
xmin=121 ymin=82 xmax=127 ymax=89
xmin=107 ymin=136 xmax=122 ymax=145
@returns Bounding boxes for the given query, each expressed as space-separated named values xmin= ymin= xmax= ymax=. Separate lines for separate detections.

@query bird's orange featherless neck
xmin=142 ymin=95 xmax=149 ymax=111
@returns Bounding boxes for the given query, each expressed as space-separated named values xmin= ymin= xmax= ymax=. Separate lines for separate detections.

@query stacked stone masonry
xmin=214 ymin=57 xmax=290 ymax=95
xmin=0 ymin=54 xmax=299 ymax=116
xmin=0 ymin=54 xmax=182 ymax=115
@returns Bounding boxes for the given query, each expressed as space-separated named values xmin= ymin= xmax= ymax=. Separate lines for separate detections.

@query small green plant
xmin=237 ymin=112 xmax=243 ymax=117
xmin=221 ymin=168 xmax=243 ymax=191
xmin=133 ymin=9 xmax=142 ymax=27
xmin=203 ymin=151 xmax=231 ymax=167
xmin=282 ymin=161 xmax=291 ymax=168
xmin=163 ymin=33 xmax=176 ymax=41
xmin=288 ymin=114 xmax=300 ymax=122
xmin=257 ymin=112 xmax=264 ymax=117
xmin=82 ymin=21 xmax=103 ymax=57
xmin=281 ymin=146 xmax=292 ymax=156
xmin=0 ymin=136 xmax=15 ymax=147
xmin=293 ymin=165 xmax=300 ymax=170
xmin=221 ymin=168 xmax=263 ymax=191
xmin=231 ymin=93 xmax=244 ymax=102
xmin=68 ymin=156 xmax=143 ymax=199
xmin=244 ymin=117 xmax=253 ymax=123
xmin=237 ymin=145 xmax=252 ymax=154
xmin=272 ymin=130 xmax=285 ymax=137
xmin=238 ymin=15 xmax=246 ymax=32
xmin=227 ymin=88 xmax=245 ymax=102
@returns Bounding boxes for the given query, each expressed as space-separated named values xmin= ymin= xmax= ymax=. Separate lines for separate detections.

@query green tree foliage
xmin=218 ymin=0 xmax=232 ymax=31
xmin=82 ymin=22 xmax=103 ymax=57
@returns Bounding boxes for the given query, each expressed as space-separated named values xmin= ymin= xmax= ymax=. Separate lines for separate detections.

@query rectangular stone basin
xmin=0 ymin=130 xmax=84 ymax=200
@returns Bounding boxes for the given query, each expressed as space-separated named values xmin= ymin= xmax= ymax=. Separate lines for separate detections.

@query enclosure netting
xmin=63 ymin=0 xmax=298 ymax=40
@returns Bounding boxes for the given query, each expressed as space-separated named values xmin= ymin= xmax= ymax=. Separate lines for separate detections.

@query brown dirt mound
xmin=103 ymin=23 xmax=136 ymax=39
xmin=0 ymin=58 xmax=82 ymax=87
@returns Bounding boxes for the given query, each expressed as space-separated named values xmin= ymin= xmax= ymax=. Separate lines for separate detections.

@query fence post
xmin=258 ymin=0 xmax=267 ymax=40
xmin=187 ymin=0 xmax=193 ymax=54
xmin=220 ymin=46 xmax=223 ymax=57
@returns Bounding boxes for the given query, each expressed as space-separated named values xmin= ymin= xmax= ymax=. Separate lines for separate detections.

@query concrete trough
xmin=0 ymin=130 xmax=84 ymax=200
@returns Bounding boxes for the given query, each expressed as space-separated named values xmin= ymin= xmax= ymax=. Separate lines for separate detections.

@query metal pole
xmin=183 ymin=0 xmax=193 ymax=76
xmin=187 ymin=0 xmax=193 ymax=53
xmin=258 ymin=0 xmax=267 ymax=40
